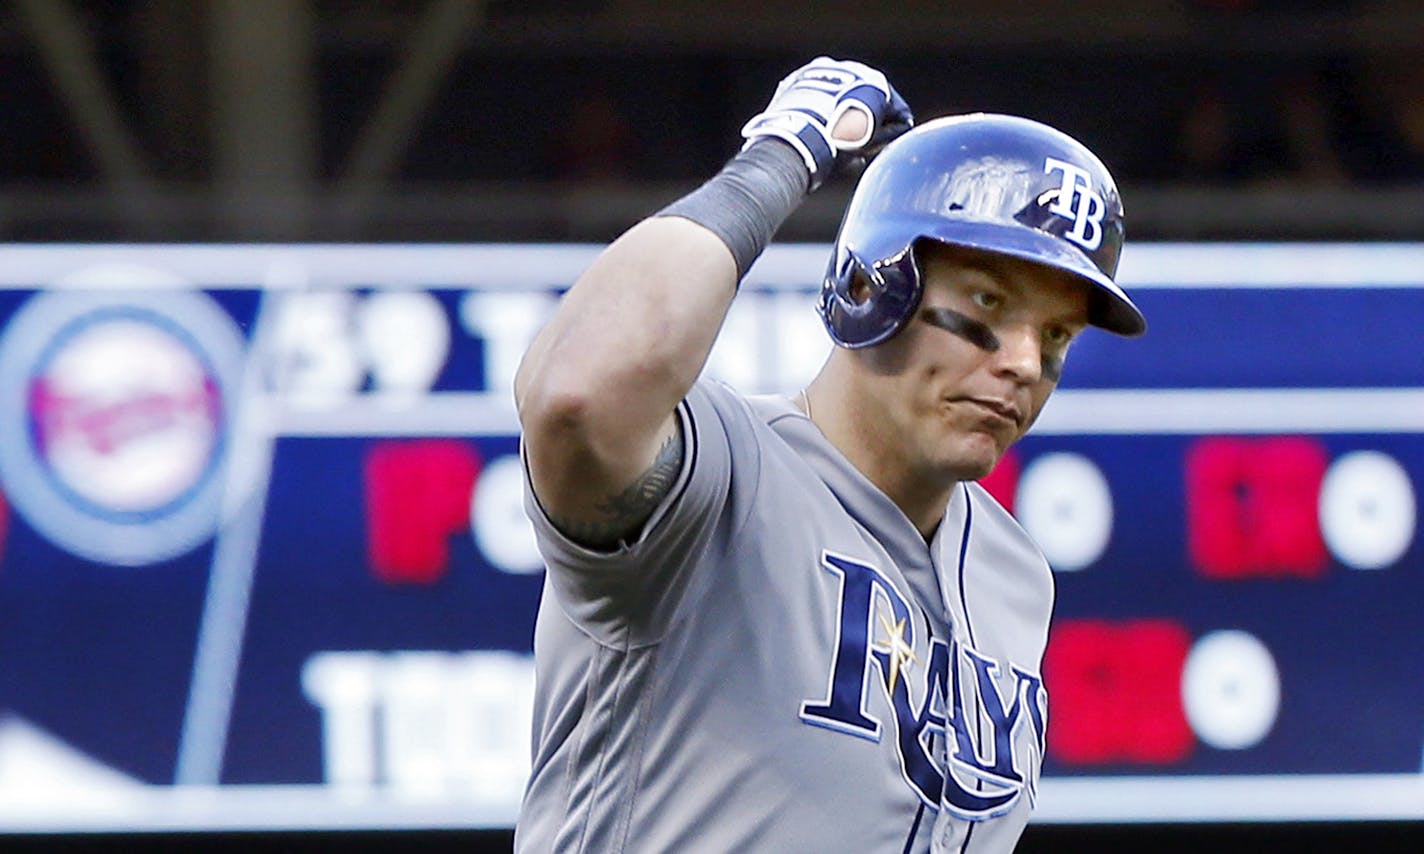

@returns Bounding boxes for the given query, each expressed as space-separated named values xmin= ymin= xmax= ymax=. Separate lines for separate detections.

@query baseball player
xmin=514 ymin=57 xmax=1145 ymax=853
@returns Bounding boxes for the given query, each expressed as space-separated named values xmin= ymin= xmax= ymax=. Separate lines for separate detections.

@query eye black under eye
xmin=1041 ymin=352 xmax=1064 ymax=382
xmin=920 ymin=307 xmax=1000 ymax=352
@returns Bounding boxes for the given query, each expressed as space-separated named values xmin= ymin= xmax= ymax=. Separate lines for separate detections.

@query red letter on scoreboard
xmin=1043 ymin=619 xmax=1194 ymax=765
xmin=364 ymin=439 xmax=482 ymax=584
xmin=1185 ymin=436 xmax=1328 ymax=579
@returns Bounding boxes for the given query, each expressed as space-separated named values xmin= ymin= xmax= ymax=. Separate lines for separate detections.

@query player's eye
xmin=1043 ymin=325 xmax=1073 ymax=349
xmin=970 ymin=290 xmax=1002 ymax=311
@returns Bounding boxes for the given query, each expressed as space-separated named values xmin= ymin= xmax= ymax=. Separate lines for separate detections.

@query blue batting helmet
xmin=818 ymin=113 xmax=1146 ymax=348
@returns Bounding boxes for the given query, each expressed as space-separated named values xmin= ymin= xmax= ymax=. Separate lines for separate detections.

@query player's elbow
xmin=517 ymin=369 xmax=662 ymax=515
xmin=516 ymin=364 xmax=636 ymax=457
xmin=516 ymin=367 xmax=597 ymax=446
xmin=516 ymin=358 xmax=680 ymax=478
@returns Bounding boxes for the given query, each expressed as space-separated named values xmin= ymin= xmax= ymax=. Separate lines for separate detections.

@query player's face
xmin=861 ymin=243 xmax=1090 ymax=482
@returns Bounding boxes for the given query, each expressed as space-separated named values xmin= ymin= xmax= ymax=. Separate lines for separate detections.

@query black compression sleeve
xmin=656 ymin=139 xmax=811 ymax=280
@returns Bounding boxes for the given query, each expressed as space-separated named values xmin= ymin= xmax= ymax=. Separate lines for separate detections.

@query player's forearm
xmin=517 ymin=138 xmax=809 ymax=426
xmin=516 ymin=57 xmax=911 ymax=540
xmin=512 ymin=215 xmax=739 ymax=544
xmin=515 ymin=215 xmax=737 ymax=454
xmin=515 ymin=137 xmax=818 ymax=491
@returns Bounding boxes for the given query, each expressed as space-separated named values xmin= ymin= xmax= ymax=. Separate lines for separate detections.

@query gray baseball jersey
xmin=515 ymin=378 xmax=1054 ymax=853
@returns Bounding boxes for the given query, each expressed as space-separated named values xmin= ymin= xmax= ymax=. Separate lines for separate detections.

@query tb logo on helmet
xmin=1043 ymin=156 xmax=1106 ymax=251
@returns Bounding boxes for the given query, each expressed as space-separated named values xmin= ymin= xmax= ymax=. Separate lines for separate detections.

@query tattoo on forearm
xmin=550 ymin=427 xmax=685 ymax=549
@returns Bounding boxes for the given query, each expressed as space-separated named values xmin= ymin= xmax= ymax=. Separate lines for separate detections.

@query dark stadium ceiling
xmin=1 ymin=0 xmax=1423 ymax=242
xmin=304 ymin=0 xmax=1424 ymax=53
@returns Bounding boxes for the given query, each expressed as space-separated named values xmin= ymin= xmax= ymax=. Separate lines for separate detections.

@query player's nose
xmin=991 ymin=323 xmax=1043 ymax=383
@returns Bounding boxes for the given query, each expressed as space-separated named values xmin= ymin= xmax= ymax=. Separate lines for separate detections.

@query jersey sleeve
xmin=521 ymin=379 xmax=754 ymax=644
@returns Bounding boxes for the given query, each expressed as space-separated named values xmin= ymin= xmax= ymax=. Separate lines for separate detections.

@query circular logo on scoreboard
xmin=0 ymin=276 xmax=247 ymax=566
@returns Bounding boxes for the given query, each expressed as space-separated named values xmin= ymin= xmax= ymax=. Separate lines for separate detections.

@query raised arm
xmin=514 ymin=216 xmax=737 ymax=548
xmin=515 ymin=58 xmax=911 ymax=548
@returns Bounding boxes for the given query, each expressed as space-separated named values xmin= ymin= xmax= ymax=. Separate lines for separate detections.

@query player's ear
xmin=849 ymin=270 xmax=874 ymax=304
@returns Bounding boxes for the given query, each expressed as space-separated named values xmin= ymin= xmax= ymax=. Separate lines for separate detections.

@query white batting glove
xmin=741 ymin=56 xmax=914 ymax=189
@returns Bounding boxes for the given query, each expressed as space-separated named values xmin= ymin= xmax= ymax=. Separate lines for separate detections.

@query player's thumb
xmin=831 ymin=106 xmax=871 ymax=145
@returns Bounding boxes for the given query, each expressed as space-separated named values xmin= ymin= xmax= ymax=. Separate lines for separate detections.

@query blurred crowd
xmin=540 ymin=49 xmax=1424 ymax=190
xmin=3 ymin=0 xmax=1423 ymax=243
xmin=1164 ymin=52 xmax=1424 ymax=186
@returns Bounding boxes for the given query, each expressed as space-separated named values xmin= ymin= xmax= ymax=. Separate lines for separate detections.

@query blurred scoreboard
xmin=0 ymin=243 xmax=1420 ymax=831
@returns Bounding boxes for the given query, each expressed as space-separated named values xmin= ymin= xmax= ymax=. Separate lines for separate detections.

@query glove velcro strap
xmin=740 ymin=113 xmax=835 ymax=188
xmin=790 ymin=122 xmax=836 ymax=175
xmin=840 ymin=83 xmax=888 ymax=117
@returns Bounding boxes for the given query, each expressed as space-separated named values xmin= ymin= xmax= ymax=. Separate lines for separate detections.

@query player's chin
xmin=942 ymin=432 xmax=1005 ymax=482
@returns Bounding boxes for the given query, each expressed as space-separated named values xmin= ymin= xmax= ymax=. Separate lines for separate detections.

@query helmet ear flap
xmin=841 ymin=254 xmax=873 ymax=306
xmin=818 ymin=241 xmax=924 ymax=349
